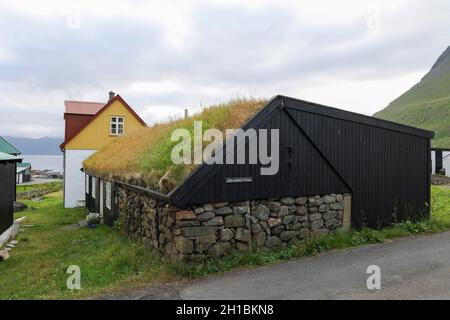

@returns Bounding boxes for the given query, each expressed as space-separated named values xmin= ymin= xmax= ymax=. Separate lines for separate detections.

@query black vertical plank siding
xmin=168 ymin=95 xmax=432 ymax=229
xmin=0 ymin=161 xmax=16 ymax=234
xmin=287 ymin=107 xmax=430 ymax=228
xmin=183 ymin=108 xmax=350 ymax=204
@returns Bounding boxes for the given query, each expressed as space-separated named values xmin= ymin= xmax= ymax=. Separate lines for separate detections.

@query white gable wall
xmin=431 ymin=151 xmax=436 ymax=174
xmin=444 ymin=151 xmax=450 ymax=177
xmin=64 ymin=149 xmax=96 ymax=208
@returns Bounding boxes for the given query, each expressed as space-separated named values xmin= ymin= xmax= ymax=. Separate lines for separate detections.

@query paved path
xmin=18 ymin=178 xmax=61 ymax=186
xmin=103 ymin=231 xmax=450 ymax=300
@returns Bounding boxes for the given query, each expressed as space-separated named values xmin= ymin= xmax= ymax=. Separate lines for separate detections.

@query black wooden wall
xmin=171 ymin=96 xmax=432 ymax=229
xmin=0 ymin=161 xmax=16 ymax=234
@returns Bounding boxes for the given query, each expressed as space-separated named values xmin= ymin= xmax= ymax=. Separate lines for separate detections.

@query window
xmin=92 ymin=177 xmax=97 ymax=199
xmin=85 ymin=175 xmax=89 ymax=193
xmin=110 ymin=116 xmax=124 ymax=135
xmin=106 ymin=182 xmax=112 ymax=210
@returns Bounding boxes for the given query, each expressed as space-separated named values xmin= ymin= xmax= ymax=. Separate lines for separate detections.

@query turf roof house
xmin=84 ymin=95 xmax=433 ymax=261
xmin=60 ymin=92 xmax=147 ymax=208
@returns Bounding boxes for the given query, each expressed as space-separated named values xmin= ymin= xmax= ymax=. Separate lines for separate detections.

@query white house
xmin=60 ymin=92 xmax=147 ymax=208
xmin=431 ymin=148 xmax=450 ymax=177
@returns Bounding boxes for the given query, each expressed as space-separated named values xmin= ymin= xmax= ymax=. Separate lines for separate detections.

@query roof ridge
xmin=65 ymin=100 xmax=105 ymax=104
xmin=0 ymin=136 xmax=21 ymax=154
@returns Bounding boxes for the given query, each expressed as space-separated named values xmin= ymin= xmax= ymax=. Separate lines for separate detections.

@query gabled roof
xmin=17 ymin=162 xmax=31 ymax=168
xmin=0 ymin=151 xmax=22 ymax=162
xmin=0 ymin=136 xmax=21 ymax=155
xmin=60 ymin=95 xmax=147 ymax=150
xmin=64 ymin=100 xmax=105 ymax=115
xmin=84 ymin=95 xmax=435 ymax=203
xmin=17 ymin=166 xmax=29 ymax=174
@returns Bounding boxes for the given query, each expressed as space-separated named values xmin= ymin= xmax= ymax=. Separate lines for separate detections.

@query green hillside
xmin=374 ymin=46 xmax=450 ymax=147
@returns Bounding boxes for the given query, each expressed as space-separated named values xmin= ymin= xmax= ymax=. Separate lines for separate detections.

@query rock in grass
xmin=0 ymin=250 xmax=10 ymax=261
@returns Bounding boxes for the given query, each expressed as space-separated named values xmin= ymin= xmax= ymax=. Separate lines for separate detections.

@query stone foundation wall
xmin=117 ymin=187 xmax=351 ymax=262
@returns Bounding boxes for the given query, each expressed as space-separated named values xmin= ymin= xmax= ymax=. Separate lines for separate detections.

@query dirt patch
xmin=431 ymin=174 xmax=450 ymax=186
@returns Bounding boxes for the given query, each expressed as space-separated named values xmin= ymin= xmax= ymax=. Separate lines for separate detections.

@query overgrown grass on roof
xmin=83 ymin=98 xmax=267 ymax=192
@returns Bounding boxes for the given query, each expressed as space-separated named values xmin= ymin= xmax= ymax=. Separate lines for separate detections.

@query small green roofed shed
xmin=17 ymin=162 xmax=31 ymax=168
xmin=0 ymin=151 xmax=22 ymax=162
xmin=0 ymin=136 xmax=21 ymax=156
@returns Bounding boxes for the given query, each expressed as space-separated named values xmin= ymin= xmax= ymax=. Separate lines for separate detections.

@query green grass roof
xmin=84 ymin=98 xmax=267 ymax=193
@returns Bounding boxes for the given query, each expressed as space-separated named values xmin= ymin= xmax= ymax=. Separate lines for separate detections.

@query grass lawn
xmin=0 ymin=191 xmax=175 ymax=299
xmin=0 ymin=186 xmax=450 ymax=299
xmin=16 ymin=181 xmax=63 ymax=196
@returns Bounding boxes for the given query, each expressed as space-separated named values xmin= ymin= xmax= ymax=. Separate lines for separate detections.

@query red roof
xmin=64 ymin=100 xmax=105 ymax=115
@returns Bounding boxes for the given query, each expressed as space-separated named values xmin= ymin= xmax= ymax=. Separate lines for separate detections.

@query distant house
xmin=60 ymin=92 xmax=147 ymax=208
xmin=0 ymin=136 xmax=29 ymax=184
xmin=16 ymin=162 xmax=31 ymax=184
xmin=431 ymin=148 xmax=450 ymax=177
xmin=0 ymin=152 xmax=22 ymax=239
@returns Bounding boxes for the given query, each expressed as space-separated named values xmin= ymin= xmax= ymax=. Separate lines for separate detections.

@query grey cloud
xmin=0 ymin=1 xmax=449 ymax=138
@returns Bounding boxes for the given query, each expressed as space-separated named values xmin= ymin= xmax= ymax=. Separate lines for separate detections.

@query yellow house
xmin=60 ymin=92 xmax=146 ymax=208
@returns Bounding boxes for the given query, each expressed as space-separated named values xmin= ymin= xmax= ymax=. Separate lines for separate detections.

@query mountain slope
xmin=374 ymin=46 xmax=450 ymax=147
xmin=2 ymin=136 xmax=63 ymax=155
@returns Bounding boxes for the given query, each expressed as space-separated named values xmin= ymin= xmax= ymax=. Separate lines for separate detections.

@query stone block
xmin=330 ymin=202 xmax=344 ymax=210
xmin=215 ymin=206 xmax=233 ymax=216
xmin=176 ymin=210 xmax=196 ymax=221
xmin=220 ymin=228 xmax=234 ymax=241
xmin=281 ymin=197 xmax=295 ymax=205
xmin=279 ymin=206 xmax=290 ymax=217
xmin=181 ymin=227 xmax=217 ymax=238
xmin=267 ymin=217 xmax=282 ymax=228
xmin=265 ymin=236 xmax=282 ymax=248
xmin=175 ymin=237 xmax=193 ymax=254
xmin=296 ymin=206 xmax=307 ymax=215
xmin=234 ymin=228 xmax=251 ymax=243
xmin=195 ymin=235 xmax=216 ymax=252
xmin=322 ymin=195 xmax=336 ymax=204
xmin=323 ymin=211 xmax=337 ymax=221
xmin=224 ymin=215 xmax=245 ymax=228
xmin=208 ymin=242 xmax=231 ymax=258
xmin=254 ymin=204 xmax=270 ymax=220
xmin=279 ymin=231 xmax=297 ymax=242
xmin=194 ymin=207 xmax=205 ymax=214
xmin=214 ymin=202 xmax=229 ymax=208
xmin=252 ymin=232 xmax=266 ymax=247
xmin=298 ymin=228 xmax=309 ymax=238
xmin=198 ymin=211 xmax=215 ymax=222
xmin=324 ymin=218 xmax=338 ymax=228
xmin=266 ymin=201 xmax=281 ymax=212
xmin=294 ymin=197 xmax=307 ymax=205
xmin=282 ymin=215 xmax=295 ymax=225
xmin=311 ymin=228 xmax=329 ymax=237
xmin=310 ymin=219 xmax=324 ymax=231
xmin=233 ymin=206 xmax=248 ymax=214
xmin=308 ymin=213 xmax=322 ymax=222
xmin=203 ymin=216 xmax=224 ymax=226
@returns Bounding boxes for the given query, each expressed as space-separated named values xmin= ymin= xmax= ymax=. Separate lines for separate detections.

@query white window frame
xmin=92 ymin=177 xmax=97 ymax=199
xmin=85 ymin=174 xmax=89 ymax=193
xmin=110 ymin=116 xmax=124 ymax=136
xmin=106 ymin=181 xmax=112 ymax=210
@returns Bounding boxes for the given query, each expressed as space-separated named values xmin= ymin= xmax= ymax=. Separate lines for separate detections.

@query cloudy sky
xmin=0 ymin=0 xmax=449 ymax=138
